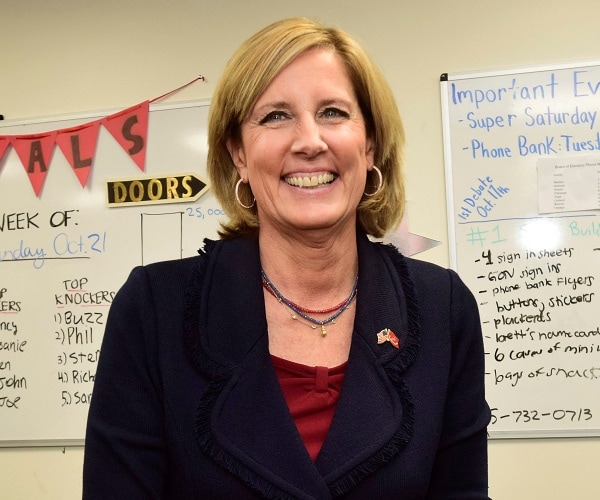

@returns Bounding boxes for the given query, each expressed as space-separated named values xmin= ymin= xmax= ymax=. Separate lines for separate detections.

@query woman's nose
xmin=291 ymin=116 xmax=328 ymax=157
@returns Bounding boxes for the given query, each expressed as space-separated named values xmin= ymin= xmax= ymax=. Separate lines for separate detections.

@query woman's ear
xmin=365 ymin=137 xmax=375 ymax=169
xmin=226 ymin=138 xmax=248 ymax=178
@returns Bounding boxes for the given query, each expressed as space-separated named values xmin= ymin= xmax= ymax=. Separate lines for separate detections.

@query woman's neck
xmin=258 ymin=225 xmax=359 ymax=306
xmin=259 ymin=225 xmax=359 ymax=367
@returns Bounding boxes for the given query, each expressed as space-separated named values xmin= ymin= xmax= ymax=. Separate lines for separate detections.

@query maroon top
xmin=271 ymin=355 xmax=347 ymax=461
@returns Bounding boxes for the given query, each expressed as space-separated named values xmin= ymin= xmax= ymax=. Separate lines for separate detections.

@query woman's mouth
xmin=284 ymin=173 xmax=336 ymax=188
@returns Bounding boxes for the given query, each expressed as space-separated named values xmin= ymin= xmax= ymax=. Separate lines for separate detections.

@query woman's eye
xmin=322 ymin=108 xmax=348 ymax=119
xmin=259 ymin=111 xmax=288 ymax=124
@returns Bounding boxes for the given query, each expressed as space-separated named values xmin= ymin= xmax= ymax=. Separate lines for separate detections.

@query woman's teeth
xmin=285 ymin=173 xmax=335 ymax=188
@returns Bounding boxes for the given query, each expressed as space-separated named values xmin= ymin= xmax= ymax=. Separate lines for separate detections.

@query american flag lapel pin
xmin=376 ymin=328 xmax=399 ymax=349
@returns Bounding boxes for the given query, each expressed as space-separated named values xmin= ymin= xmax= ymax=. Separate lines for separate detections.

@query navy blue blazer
xmin=83 ymin=233 xmax=490 ymax=499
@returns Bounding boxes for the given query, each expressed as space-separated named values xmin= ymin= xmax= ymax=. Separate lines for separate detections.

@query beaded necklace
xmin=261 ymin=270 xmax=358 ymax=337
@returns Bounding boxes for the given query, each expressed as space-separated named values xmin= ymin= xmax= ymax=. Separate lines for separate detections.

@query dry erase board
xmin=441 ymin=62 xmax=600 ymax=438
xmin=0 ymin=100 xmax=223 ymax=446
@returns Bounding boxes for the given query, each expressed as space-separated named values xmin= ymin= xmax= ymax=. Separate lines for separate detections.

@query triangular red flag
xmin=11 ymin=132 xmax=57 ymax=197
xmin=102 ymin=101 xmax=149 ymax=171
xmin=0 ymin=136 xmax=10 ymax=167
xmin=55 ymin=120 xmax=101 ymax=187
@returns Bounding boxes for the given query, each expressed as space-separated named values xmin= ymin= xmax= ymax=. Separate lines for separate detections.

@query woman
xmin=83 ymin=17 xmax=491 ymax=499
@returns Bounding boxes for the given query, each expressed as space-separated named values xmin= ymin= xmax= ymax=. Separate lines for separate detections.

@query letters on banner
xmin=0 ymin=101 xmax=149 ymax=197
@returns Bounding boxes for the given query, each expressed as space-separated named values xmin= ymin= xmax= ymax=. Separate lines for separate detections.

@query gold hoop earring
xmin=364 ymin=166 xmax=383 ymax=197
xmin=235 ymin=178 xmax=255 ymax=209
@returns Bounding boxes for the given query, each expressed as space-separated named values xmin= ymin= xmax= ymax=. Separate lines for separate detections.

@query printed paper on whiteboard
xmin=537 ymin=156 xmax=600 ymax=213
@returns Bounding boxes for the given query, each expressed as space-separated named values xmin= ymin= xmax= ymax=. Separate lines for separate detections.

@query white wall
xmin=2 ymin=0 xmax=600 ymax=497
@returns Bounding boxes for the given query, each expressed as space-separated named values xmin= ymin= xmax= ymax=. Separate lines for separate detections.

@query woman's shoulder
xmin=375 ymin=242 xmax=453 ymax=284
xmin=143 ymin=254 xmax=203 ymax=278
xmin=137 ymin=237 xmax=224 ymax=284
xmin=115 ymin=254 xmax=204 ymax=305
xmin=403 ymin=255 xmax=457 ymax=289
xmin=376 ymin=242 xmax=473 ymax=303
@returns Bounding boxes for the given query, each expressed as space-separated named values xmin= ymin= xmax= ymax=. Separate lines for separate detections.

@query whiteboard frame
xmin=0 ymin=98 xmax=212 ymax=129
xmin=441 ymin=59 xmax=600 ymax=440
xmin=0 ymin=99 xmax=214 ymax=447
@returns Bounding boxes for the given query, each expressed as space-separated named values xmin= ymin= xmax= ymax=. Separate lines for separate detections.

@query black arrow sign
xmin=106 ymin=173 xmax=209 ymax=207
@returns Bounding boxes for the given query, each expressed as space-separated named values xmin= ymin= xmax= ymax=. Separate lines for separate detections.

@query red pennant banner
xmin=0 ymin=136 xmax=10 ymax=167
xmin=11 ymin=131 xmax=57 ymax=197
xmin=55 ymin=120 xmax=101 ymax=187
xmin=102 ymin=101 xmax=149 ymax=171
xmin=0 ymin=76 xmax=206 ymax=197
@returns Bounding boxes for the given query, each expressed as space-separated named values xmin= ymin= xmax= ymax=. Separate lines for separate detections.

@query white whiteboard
xmin=441 ymin=62 xmax=600 ymax=438
xmin=0 ymin=100 xmax=224 ymax=446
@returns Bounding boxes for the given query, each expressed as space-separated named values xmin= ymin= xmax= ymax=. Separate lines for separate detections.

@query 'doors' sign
xmin=106 ymin=173 xmax=209 ymax=207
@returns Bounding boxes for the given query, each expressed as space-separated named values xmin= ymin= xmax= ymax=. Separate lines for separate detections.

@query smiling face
xmin=227 ymin=47 xmax=375 ymax=237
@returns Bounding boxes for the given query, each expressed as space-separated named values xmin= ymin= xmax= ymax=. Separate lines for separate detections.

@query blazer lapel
xmin=187 ymin=237 xmax=331 ymax=498
xmin=185 ymin=235 xmax=419 ymax=498
xmin=212 ymin=341 xmax=332 ymax=498
xmin=316 ymin=236 xmax=418 ymax=493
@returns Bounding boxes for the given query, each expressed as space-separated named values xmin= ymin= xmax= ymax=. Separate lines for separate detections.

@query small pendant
xmin=321 ymin=324 xmax=327 ymax=337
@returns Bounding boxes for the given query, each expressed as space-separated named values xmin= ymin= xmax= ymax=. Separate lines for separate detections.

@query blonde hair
xmin=207 ymin=17 xmax=405 ymax=238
